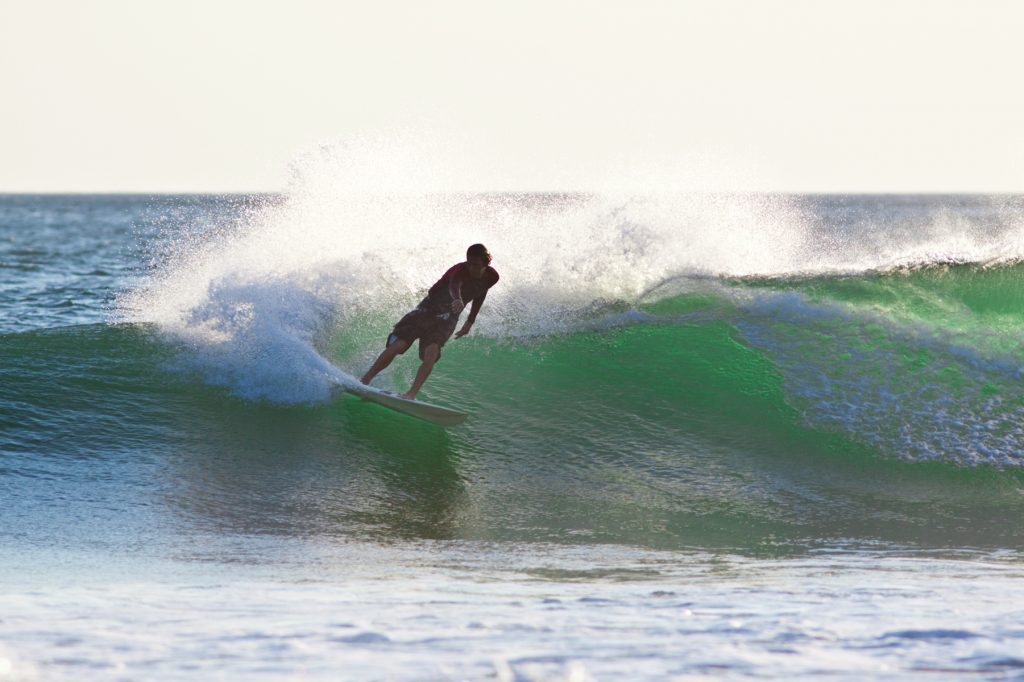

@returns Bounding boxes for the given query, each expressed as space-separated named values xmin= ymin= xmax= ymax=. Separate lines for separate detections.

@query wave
xmin=7 ymin=311 xmax=1024 ymax=553
xmin=10 ymin=157 xmax=1024 ymax=554
xmin=90 ymin=145 xmax=1024 ymax=475
xmin=12 ymin=254 xmax=1024 ymax=473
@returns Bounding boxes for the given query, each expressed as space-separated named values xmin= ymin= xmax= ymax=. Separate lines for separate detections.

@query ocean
xmin=3 ymin=191 xmax=1024 ymax=680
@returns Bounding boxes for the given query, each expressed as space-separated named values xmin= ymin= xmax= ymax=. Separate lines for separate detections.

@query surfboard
xmin=334 ymin=383 xmax=468 ymax=427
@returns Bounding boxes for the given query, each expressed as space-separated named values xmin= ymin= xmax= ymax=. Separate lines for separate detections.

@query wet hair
xmin=466 ymin=243 xmax=492 ymax=265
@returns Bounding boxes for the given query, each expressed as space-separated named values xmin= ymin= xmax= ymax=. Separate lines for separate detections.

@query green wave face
xmin=7 ymin=258 xmax=1024 ymax=557
xmin=715 ymin=264 xmax=1024 ymax=467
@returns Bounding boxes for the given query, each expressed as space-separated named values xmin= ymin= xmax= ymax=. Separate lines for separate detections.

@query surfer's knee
xmin=421 ymin=343 xmax=440 ymax=364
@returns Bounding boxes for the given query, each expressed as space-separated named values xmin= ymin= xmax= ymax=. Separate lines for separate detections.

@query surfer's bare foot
xmin=401 ymin=391 xmax=417 ymax=400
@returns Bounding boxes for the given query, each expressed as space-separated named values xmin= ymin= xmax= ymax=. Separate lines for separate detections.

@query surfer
xmin=361 ymin=244 xmax=499 ymax=400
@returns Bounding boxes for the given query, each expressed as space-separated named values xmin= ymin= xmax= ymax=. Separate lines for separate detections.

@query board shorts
xmin=386 ymin=305 xmax=459 ymax=361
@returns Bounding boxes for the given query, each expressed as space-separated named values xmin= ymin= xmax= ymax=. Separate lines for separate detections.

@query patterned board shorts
xmin=386 ymin=306 xmax=459 ymax=361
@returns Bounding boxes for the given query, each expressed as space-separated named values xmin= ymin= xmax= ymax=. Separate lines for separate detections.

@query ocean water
xmin=3 ymin=190 xmax=1024 ymax=680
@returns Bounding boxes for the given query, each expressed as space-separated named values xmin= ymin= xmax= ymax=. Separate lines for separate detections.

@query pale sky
xmin=2 ymin=0 xmax=1023 ymax=193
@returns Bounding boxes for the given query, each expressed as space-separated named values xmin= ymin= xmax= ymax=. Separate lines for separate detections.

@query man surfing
xmin=361 ymin=244 xmax=499 ymax=400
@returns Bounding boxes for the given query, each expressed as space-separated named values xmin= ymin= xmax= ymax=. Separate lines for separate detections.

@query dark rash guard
xmin=387 ymin=262 xmax=500 ymax=360
xmin=421 ymin=263 xmax=500 ymax=324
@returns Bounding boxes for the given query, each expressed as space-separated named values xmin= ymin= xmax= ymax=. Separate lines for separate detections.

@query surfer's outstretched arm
xmin=455 ymin=291 xmax=488 ymax=339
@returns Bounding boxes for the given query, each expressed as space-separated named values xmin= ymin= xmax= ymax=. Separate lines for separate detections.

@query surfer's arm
xmin=448 ymin=265 xmax=466 ymax=313
xmin=456 ymin=269 xmax=498 ymax=338
xmin=455 ymin=291 xmax=487 ymax=338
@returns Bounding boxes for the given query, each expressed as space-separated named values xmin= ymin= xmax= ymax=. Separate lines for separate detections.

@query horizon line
xmin=3 ymin=189 xmax=1024 ymax=197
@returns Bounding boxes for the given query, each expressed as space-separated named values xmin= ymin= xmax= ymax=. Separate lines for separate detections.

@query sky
xmin=2 ymin=0 xmax=1023 ymax=193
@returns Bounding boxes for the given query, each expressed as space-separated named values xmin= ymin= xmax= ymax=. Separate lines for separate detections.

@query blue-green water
xmin=3 ymin=193 xmax=1024 ymax=680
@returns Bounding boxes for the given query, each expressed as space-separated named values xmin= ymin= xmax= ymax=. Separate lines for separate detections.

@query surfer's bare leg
xmin=361 ymin=339 xmax=410 ymax=385
xmin=403 ymin=343 xmax=439 ymax=400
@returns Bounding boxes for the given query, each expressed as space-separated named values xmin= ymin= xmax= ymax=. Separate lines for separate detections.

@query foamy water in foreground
xmin=3 ymin=544 xmax=1024 ymax=681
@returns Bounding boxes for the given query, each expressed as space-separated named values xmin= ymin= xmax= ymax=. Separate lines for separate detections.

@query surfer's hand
xmin=451 ymin=299 xmax=465 ymax=315
xmin=455 ymin=323 xmax=472 ymax=339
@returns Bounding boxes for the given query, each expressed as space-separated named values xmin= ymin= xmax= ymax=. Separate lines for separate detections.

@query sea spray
xmin=118 ymin=137 xmax=817 ymax=402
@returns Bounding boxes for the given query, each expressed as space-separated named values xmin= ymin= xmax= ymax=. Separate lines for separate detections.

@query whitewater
xmin=3 ymin=161 xmax=1024 ymax=677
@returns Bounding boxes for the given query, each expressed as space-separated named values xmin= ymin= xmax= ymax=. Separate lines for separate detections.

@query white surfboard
xmin=334 ymin=383 xmax=468 ymax=427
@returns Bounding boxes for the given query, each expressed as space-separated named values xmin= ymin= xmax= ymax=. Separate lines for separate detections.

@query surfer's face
xmin=466 ymin=258 xmax=487 ymax=278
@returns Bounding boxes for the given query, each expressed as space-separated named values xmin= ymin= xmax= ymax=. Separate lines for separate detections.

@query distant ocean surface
xmin=3 ymin=192 xmax=1024 ymax=680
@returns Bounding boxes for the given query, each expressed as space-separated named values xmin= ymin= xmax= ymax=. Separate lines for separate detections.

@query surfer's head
xmin=467 ymin=243 xmax=491 ymax=265
xmin=466 ymin=243 xmax=491 ymax=277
